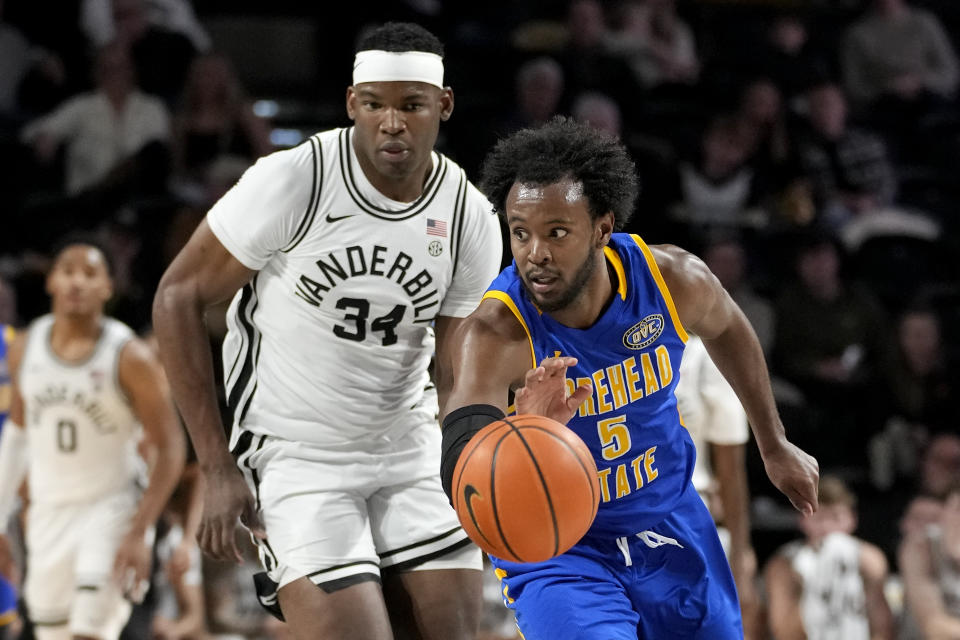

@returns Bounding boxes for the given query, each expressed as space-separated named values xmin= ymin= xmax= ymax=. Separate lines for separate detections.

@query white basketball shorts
xmin=25 ymin=490 xmax=138 ymax=638
xmin=233 ymin=419 xmax=482 ymax=594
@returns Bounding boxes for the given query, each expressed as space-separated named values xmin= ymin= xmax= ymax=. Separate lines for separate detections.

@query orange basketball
xmin=451 ymin=414 xmax=600 ymax=563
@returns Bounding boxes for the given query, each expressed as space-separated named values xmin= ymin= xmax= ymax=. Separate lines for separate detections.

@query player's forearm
xmin=702 ymin=310 xmax=786 ymax=456
xmin=153 ymin=282 xmax=232 ymax=470
xmin=131 ymin=426 xmax=186 ymax=535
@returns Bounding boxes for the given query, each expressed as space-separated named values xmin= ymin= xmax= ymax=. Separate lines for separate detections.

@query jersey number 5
xmin=334 ymin=298 xmax=406 ymax=346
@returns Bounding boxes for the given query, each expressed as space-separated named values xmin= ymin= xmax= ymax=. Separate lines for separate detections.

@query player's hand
xmin=515 ymin=356 xmax=592 ymax=425
xmin=198 ymin=462 xmax=265 ymax=564
xmin=113 ymin=528 xmax=152 ymax=603
xmin=761 ymin=439 xmax=819 ymax=516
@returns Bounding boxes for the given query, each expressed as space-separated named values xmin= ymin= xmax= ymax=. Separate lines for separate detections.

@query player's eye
xmin=551 ymin=228 xmax=569 ymax=239
xmin=363 ymin=101 xmax=381 ymax=110
xmin=511 ymin=228 xmax=528 ymax=241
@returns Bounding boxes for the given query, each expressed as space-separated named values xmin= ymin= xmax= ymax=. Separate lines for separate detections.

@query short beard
xmin=521 ymin=249 xmax=598 ymax=313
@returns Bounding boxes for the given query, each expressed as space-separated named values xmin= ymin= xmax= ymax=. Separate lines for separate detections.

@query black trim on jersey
xmin=382 ymin=537 xmax=473 ymax=574
xmin=225 ymin=276 xmax=261 ymax=431
xmin=379 ymin=525 xmax=462 ymax=559
xmin=338 ymin=128 xmax=448 ymax=221
xmin=246 ymin=434 xmax=267 ymax=511
xmin=307 ymin=559 xmax=380 ymax=579
xmin=230 ymin=429 xmax=255 ymax=460
xmin=281 ymin=135 xmax=323 ymax=253
xmin=449 ymin=169 xmax=468 ymax=282
xmin=76 ymin=585 xmax=100 ymax=591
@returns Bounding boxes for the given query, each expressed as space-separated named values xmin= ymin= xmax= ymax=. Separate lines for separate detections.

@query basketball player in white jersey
xmin=674 ymin=334 xmax=759 ymax=637
xmin=764 ymin=475 xmax=893 ymax=640
xmin=899 ymin=482 xmax=960 ymax=639
xmin=152 ymin=21 xmax=501 ymax=638
xmin=0 ymin=236 xmax=185 ymax=639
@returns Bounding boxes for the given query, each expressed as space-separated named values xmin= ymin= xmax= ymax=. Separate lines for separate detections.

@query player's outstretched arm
xmin=439 ymin=299 xmax=531 ymax=501
xmin=152 ymin=220 xmax=264 ymax=562
xmin=654 ymin=244 xmax=819 ymax=515
xmin=114 ymin=337 xmax=186 ymax=601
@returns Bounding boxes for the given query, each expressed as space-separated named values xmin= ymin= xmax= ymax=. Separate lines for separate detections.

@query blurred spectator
xmin=496 ymin=56 xmax=564 ymax=136
xmin=0 ymin=0 xmax=65 ymax=128
xmin=751 ymin=12 xmax=834 ymax=105
xmin=898 ymin=483 xmax=960 ymax=640
xmin=606 ymin=0 xmax=699 ymax=91
xmin=841 ymin=0 xmax=959 ymax=119
xmin=571 ymin=90 xmax=620 ymax=138
xmin=670 ymin=114 xmax=764 ymax=230
xmin=554 ymin=0 xmax=639 ymax=110
xmin=794 ymin=82 xmax=897 ymax=227
xmin=82 ymin=0 xmax=200 ymax=106
xmin=82 ymin=0 xmax=210 ymax=53
xmin=700 ymin=234 xmax=775 ymax=359
xmin=771 ymin=231 xmax=888 ymax=470
xmin=735 ymin=77 xmax=791 ymax=192
xmin=674 ymin=335 xmax=759 ymax=639
xmin=20 ymin=40 xmax=170 ymax=198
xmin=169 ymin=52 xmax=272 ymax=204
xmin=764 ymin=475 xmax=894 ymax=640
xmin=869 ymin=308 xmax=959 ymax=493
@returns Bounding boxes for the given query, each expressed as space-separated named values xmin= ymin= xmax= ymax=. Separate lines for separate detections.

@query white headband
xmin=352 ymin=50 xmax=444 ymax=88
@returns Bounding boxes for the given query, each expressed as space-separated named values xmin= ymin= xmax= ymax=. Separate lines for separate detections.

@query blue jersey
xmin=485 ymin=233 xmax=696 ymax=537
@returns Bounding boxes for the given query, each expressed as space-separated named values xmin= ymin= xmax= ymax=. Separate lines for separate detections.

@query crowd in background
xmin=0 ymin=0 xmax=959 ymax=637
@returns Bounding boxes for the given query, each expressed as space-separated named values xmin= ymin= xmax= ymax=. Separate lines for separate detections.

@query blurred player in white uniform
xmin=0 ymin=236 xmax=185 ymax=639
xmin=675 ymin=334 xmax=758 ymax=636
xmin=764 ymin=475 xmax=893 ymax=640
xmin=153 ymin=21 xmax=502 ymax=639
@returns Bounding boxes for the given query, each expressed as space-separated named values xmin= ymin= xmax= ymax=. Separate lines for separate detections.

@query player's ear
xmin=345 ymin=86 xmax=358 ymax=121
xmin=595 ymin=212 xmax=614 ymax=248
xmin=439 ymin=87 xmax=454 ymax=121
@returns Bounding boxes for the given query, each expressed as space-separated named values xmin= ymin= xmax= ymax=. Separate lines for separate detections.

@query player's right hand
xmin=198 ymin=463 xmax=266 ymax=564
xmin=515 ymin=356 xmax=592 ymax=425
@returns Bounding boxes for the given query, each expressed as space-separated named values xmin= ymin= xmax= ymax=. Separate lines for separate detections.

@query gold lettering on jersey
xmin=597 ymin=446 xmax=660 ymax=503
xmin=294 ymin=245 xmax=441 ymax=320
xmin=574 ymin=351 xmax=674 ymax=418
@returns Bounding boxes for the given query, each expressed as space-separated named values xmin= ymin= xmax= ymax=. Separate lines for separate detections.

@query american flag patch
xmin=426 ymin=218 xmax=447 ymax=237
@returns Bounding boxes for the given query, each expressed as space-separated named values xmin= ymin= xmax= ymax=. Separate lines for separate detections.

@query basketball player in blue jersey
xmin=441 ymin=117 xmax=820 ymax=639
xmin=0 ymin=325 xmax=18 ymax=634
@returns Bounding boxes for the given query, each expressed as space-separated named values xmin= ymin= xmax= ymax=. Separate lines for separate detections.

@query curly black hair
xmin=355 ymin=22 xmax=444 ymax=57
xmin=479 ymin=116 xmax=639 ymax=230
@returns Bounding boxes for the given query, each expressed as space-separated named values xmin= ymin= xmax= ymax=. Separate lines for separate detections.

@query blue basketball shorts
xmin=489 ymin=485 xmax=742 ymax=640
xmin=0 ymin=574 xmax=16 ymax=625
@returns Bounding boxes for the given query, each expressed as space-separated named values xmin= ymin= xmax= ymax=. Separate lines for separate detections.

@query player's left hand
xmin=113 ymin=528 xmax=152 ymax=603
xmin=515 ymin=356 xmax=592 ymax=425
xmin=761 ymin=439 xmax=820 ymax=516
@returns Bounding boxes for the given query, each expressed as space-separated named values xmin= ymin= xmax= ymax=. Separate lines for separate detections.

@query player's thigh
xmin=70 ymin=583 xmax=131 ymax=640
xmin=382 ymin=554 xmax=483 ymax=640
xmin=278 ymin=575 xmax=392 ymax=640
xmin=24 ymin=504 xmax=78 ymax=626
xmin=501 ymin=565 xmax=639 ymax=640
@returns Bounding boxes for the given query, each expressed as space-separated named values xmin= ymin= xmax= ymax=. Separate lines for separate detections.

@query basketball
xmin=451 ymin=414 xmax=600 ymax=563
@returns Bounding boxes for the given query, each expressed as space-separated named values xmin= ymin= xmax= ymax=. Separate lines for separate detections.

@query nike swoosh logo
xmin=463 ymin=484 xmax=493 ymax=546
xmin=326 ymin=214 xmax=356 ymax=223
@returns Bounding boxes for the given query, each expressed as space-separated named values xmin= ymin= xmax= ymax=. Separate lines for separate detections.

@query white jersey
xmin=18 ymin=315 xmax=143 ymax=506
xmin=782 ymin=532 xmax=869 ymax=640
xmin=674 ymin=335 xmax=748 ymax=495
xmin=208 ymin=127 xmax=502 ymax=448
